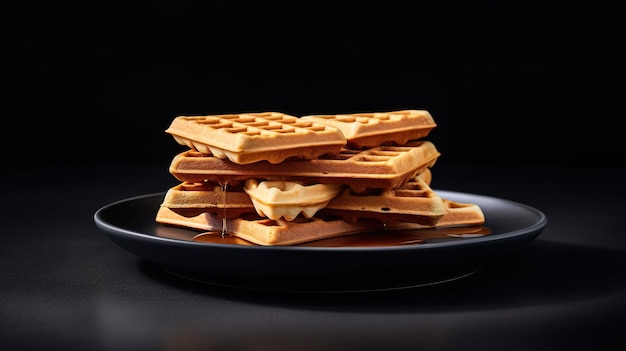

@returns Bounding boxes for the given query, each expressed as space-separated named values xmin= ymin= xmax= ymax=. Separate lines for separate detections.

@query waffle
xmin=160 ymin=174 xmax=445 ymax=225
xmin=168 ymin=140 xmax=440 ymax=193
xmin=417 ymin=167 xmax=432 ymax=185
xmin=243 ymin=180 xmax=344 ymax=221
xmin=160 ymin=182 xmax=255 ymax=219
xmin=389 ymin=199 xmax=485 ymax=229
xmin=225 ymin=216 xmax=381 ymax=246
xmin=157 ymin=109 xmax=486 ymax=246
xmin=155 ymin=197 xmax=485 ymax=246
xmin=165 ymin=112 xmax=346 ymax=164
xmin=301 ymin=110 xmax=436 ymax=149
xmin=155 ymin=207 xmax=379 ymax=246
xmin=321 ymin=176 xmax=446 ymax=226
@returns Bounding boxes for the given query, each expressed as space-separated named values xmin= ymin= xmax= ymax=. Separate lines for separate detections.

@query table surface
xmin=2 ymin=160 xmax=625 ymax=351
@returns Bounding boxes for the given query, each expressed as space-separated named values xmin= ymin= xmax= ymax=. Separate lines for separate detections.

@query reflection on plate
xmin=94 ymin=191 xmax=547 ymax=293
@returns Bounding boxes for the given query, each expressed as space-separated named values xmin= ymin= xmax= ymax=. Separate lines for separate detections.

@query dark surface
xmin=1 ymin=162 xmax=625 ymax=351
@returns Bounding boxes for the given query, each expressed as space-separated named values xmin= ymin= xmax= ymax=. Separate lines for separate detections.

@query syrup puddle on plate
xmin=190 ymin=225 xmax=491 ymax=247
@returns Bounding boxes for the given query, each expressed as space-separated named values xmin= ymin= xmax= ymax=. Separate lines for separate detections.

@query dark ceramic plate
xmin=94 ymin=191 xmax=547 ymax=293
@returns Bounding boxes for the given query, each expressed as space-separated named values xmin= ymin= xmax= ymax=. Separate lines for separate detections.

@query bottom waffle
xmin=155 ymin=206 xmax=378 ymax=246
xmin=155 ymin=198 xmax=486 ymax=246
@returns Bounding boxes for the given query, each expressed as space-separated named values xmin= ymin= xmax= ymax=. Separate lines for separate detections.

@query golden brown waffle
xmin=321 ymin=176 xmax=447 ymax=226
xmin=155 ymin=207 xmax=379 ymax=246
xmin=157 ymin=109 xmax=485 ymax=246
xmin=160 ymin=175 xmax=445 ymax=225
xmin=243 ymin=180 xmax=344 ymax=221
xmin=160 ymin=182 xmax=255 ymax=219
xmin=165 ymin=112 xmax=347 ymax=164
xmin=168 ymin=140 xmax=440 ymax=193
xmin=439 ymin=200 xmax=486 ymax=227
xmin=225 ymin=216 xmax=381 ymax=246
xmin=155 ymin=197 xmax=485 ymax=246
xmin=389 ymin=200 xmax=485 ymax=229
xmin=156 ymin=206 xmax=217 ymax=231
xmin=301 ymin=110 xmax=436 ymax=148
xmin=418 ymin=167 xmax=432 ymax=185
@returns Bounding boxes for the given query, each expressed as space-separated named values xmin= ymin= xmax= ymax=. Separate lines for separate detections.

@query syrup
xmin=193 ymin=231 xmax=254 ymax=245
xmin=218 ymin=181 xmax=228 ymax=237
xmin=191 ymin=225 xmax=491 ymax=247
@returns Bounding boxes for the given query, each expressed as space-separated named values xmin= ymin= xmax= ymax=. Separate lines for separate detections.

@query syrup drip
xmin=218 ymin=181 xmax=228 ymax=237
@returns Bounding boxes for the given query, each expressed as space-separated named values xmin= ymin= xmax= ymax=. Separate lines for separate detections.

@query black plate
xmin=94 ymin=191 xmax=547 ymax=293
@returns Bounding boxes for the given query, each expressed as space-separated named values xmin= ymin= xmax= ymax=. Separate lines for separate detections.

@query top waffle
xmin=165 ymin=112 xmax=347 ymax=164
xmin=301 ymin=110 xmax=436 ymax=149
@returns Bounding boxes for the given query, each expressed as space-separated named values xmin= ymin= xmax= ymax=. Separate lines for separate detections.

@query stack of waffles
xmin=155 ymin=110 xmax=485 ymax=246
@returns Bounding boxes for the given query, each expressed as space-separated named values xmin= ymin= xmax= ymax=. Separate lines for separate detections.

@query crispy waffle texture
xmin=156 ymin=109 xmax=486 ymax=245
xmin=155 ymin=198 xmax=485 ymax=246
xmin=301 ymin=110 xmax=436 ymax=148
xmin=321 ymin=176 xmax=446 ymax=225
xmin=155 ymin=207 xmax=379 ymax=246
xmin=389 ymin=200 xmax=486 ymax=229
xmin=165 ymin=112 xmax=347 ymax=164
xmin=168 ymin=141 xmax=440 ymax=193
xmin=160 ymin=182 xmax=255 ymax=219
xmin=159 ymin=173 xmax=446 ymax=225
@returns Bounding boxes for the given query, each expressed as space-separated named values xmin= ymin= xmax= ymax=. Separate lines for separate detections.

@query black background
xmin=3 ymin=4 xmax=626 ymax=351
xmin=6 ymin=3 xmax=624 ymax=168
